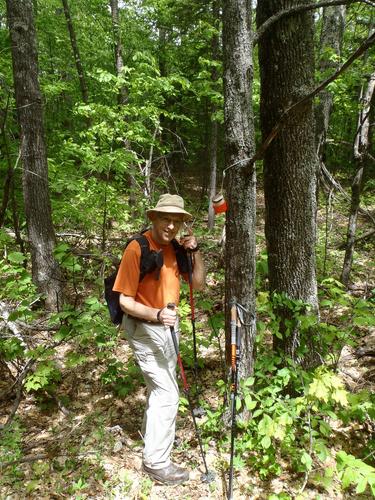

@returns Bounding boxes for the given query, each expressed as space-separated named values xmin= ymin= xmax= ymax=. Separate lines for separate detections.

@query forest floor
xmin=0 ymin=325 xmax=374 ymax=500
xmin=1 ymin=195 xmax=374 ymax=499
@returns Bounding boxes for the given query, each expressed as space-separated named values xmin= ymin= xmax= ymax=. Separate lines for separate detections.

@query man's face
xmin=151 ymin=213 xmax=184 ymax=245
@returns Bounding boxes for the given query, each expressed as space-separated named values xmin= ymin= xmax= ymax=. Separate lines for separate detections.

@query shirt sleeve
xmin=112 ymin=240 xmax=141 ymax=296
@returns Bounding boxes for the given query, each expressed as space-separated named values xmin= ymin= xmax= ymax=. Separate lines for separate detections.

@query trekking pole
xmin=186 ymin=250 xmax=199 ymax=380
xmin=228 ymin=302 xmax=241 ymax=500
xmin=167 ymin=303 xmax=215 ymax=484
xmin=186 ymin=250 xmax=206 ymax=418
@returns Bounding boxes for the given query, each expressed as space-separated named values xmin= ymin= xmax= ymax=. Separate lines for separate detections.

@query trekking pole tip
xmin=201 ymin=470 xmax=215 ymax=483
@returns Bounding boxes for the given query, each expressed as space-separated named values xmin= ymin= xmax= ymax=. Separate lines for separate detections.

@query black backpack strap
xmin=133 ymin=234 xmax=164 ymax=282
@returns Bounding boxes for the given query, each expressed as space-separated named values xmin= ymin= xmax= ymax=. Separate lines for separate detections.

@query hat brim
xmin=146 ymin=207 xmax=193 ymax=221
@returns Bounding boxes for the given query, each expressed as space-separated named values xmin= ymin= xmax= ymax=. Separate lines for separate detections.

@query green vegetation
xmin=0 ymin=0 xmax=374 ymax=498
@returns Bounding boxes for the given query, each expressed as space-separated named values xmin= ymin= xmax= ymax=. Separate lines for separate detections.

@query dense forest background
xmin=0 ymin=0 xmax=374 ymax=498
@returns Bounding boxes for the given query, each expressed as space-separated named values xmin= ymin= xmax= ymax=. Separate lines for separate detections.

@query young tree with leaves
xmin=341 ymin=69 xmax=375 ymax=286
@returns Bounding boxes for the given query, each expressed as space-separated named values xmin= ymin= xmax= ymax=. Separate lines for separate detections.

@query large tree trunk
xmin=341 ymin=71 xmax=375 ymax=286
xmin=6 ymin=0 xmax=63 ymax=310
xmin=257 ymin=0 xmax=318 ymax=362
xmin=61 ymin=0 xmax=88 ymax=103
xmin=223 ymin=0 xmax=256 ymax=382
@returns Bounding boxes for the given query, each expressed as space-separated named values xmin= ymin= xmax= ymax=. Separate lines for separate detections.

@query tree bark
xmin=257 ymin=0 xmax=319 ymax=362
xmin=0 ymin=95 xmax=14 ymax=228
xmin=341 ymin=71 xmax=375 ymax=286
xmin=315 ymin=5 xmax=346 ymax=154
xmin=207 ymin=119 xmax=218 ymax=230
xmin=223 ymin=0 xmax=256 ymax=383
xmin=61 ymin=0 xmax=88 ymax=103
xmin=207 ymin=0 xmax=220 ymax=231
xmin=6 ymin=0 xmax=63 ymax=310
xmin=110 ymin=0 xmax=128 ymax=105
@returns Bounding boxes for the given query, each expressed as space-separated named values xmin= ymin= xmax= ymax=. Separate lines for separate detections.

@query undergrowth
xmin=0 ymin=221 xmax=374 ymax=498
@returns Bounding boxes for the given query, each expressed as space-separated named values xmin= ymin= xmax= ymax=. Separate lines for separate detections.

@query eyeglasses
xmin=159 ymin=216 xmax=184 ymax=227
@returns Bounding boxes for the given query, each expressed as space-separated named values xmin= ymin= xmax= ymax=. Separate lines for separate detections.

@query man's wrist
xmin=156 ymin=308 xmax=163 ymax=323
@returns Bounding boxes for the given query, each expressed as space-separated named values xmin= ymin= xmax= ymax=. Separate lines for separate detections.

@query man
xmin=113 ymin=193 xmax=205 ymax=485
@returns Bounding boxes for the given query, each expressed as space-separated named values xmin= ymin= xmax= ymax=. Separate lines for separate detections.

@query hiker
xmin=113 ymin=193 xmax=205 ymax=485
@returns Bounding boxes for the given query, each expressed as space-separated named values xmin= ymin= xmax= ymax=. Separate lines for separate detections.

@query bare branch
xmin=254 ymin=0 xmax=373 ymax=45
xmin=1 ymin=359 xmax=35 ymax=430
xmin=0 ymin=453 xmax=50 ymax=470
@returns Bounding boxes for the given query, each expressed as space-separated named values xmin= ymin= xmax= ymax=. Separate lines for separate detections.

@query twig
xmin=338 ymin=229 xmax=375 ymax=248
xmin=0 ymin=453 xmax=51 ymax=470
xmin=1 ymin=359 xmax=35 ymax=430
xmin=320 ymin=162 xmax=375 ymax=225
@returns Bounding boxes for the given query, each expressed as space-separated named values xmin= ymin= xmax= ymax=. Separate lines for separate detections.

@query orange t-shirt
xmin=112 ymin=230 xmax=181 ymax=309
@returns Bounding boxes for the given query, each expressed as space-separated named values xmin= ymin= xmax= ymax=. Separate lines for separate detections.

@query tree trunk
xmin=0 ymin=95 xmax=14 ymax=228
xmin=341 ymin=71 xmax=375 ymax=286
xmin=6 ymin=0 xmax=63 ymax=310
xmin=110 ymin=0 xmax=128 ymax=105
xmin=315 ymin=5 xmax=346 ymax=154
xmin=208 ymin=0 xmax=220 ymax=231
xmin=207 ymin=118 xmax=218 ymax=230
xmin=223 ymin=0 xmax=256 ymax=383
xmin=257 ymin=0 xmax=319 ymax=362
xmin=61 ymin=0 xmax=88 ymax=103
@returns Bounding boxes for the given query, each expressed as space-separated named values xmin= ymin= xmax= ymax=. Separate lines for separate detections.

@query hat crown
xmin=155 ymin=194 xmax=184 ymax=210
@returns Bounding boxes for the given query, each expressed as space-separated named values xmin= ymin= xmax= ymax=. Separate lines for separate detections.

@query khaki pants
xmin=123 ymin=315 xmax=179 ymax=468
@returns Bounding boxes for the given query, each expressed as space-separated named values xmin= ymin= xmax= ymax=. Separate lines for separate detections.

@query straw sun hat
xmin=146 ymin=194 xmax=192 ymax=221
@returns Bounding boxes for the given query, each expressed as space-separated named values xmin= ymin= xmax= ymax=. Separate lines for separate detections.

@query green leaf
xmin=341 ymin=467 xmax=356 ymax=489
xmin=356 ymin=476 xmax=368 ymax=494
xmin=308 ymin=377 xmax=329 ymax=402
xmin=301 ymin=452 xmax=313 ymax=471
xmin=236 ymin=397 xmax=241 ymax=411
xmin=244 ymin=377 xmax=255 ymax=386
xmin=244 ymin=395 xmax=257 ymax=411
xmin=8 ymin=252 xmax=26 ymax=264
xmin=332 ymin=387 xmax=348 ymax=407
xmin=261 ymin=435 xmax=271 ymax=449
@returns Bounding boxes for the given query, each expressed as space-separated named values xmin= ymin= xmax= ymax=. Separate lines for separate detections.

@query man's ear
xmin=148 ymin=212 xmax=157 ymax=222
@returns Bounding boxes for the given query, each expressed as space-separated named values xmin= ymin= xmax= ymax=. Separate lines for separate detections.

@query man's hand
xmin=180 ymin=226 xmax=199 ymax=252
xmin=158 ymin=305 xmax=178 ymax=327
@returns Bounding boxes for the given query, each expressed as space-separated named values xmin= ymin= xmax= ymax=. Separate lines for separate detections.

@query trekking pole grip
xmin=167 ymin=303 xmax=179 ymax=353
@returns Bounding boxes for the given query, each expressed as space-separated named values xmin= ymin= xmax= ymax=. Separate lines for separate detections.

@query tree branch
xmin=254 ymin=0 xmax=373 ymax=45
xmin=249 ymin=31 xmax=375 ymax=165
xmin=0 ymin=359 xmax=35 ymax=430
xmin=0 ymin=453 xmax=50 ymax=470
xmin=320 ymin=162 xmax=375 ymax=225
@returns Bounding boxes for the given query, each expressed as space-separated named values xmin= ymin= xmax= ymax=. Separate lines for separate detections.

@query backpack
xmin=104 ymin=232 xmax=189 ymax=325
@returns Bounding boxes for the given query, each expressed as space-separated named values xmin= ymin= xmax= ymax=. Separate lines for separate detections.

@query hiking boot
xmin=142 ymin=462 xmax=189 ymax=485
